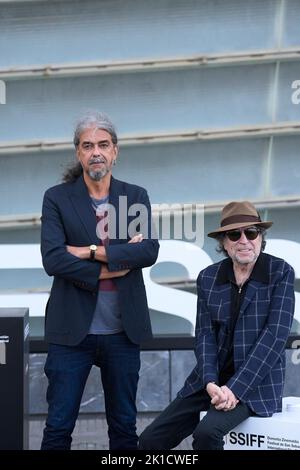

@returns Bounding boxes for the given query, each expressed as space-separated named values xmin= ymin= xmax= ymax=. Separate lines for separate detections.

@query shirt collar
xmin=216 ymin=252 xmax=269 ymax=285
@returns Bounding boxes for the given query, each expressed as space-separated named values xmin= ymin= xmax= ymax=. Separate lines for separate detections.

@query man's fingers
xmin=129 ymin=234 xmax=143 ymax=243
xmin=211 ymin=390 xmax=226 ymax=406
xmin=215 ymin=401 xmax=227 ymax=410
xmin=210 ymin=395 xmax=219 ymax=405
xmin=222 ymin=398 xmax=240 ymax=411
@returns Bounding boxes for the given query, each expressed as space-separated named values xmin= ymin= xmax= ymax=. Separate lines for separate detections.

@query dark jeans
xmin=41 ymin=333 xmax=140 ymax=450
xmin=139 ymin=390 xmax=253 ymax=450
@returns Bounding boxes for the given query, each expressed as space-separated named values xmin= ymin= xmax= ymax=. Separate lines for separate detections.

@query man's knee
xmin=139 ymin=423 xmax=170 ymax=450
xmin=192 ymin=421 xmax=223 ymax=450
xmin=138 ymin=427 xmax=157 ymax=450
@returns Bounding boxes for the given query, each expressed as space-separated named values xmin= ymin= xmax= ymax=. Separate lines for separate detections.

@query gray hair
xmin=73 ymin=110 xmax=118 ymax=148
xmin=63 ymin=111 xmax=118 ymax=183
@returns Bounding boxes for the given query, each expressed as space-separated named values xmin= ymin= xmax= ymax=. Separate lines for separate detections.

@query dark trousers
xmin=41 ymin=332 xmax=140 ymax=450
xmin=139 ymin=390 xmax=253 ymax=450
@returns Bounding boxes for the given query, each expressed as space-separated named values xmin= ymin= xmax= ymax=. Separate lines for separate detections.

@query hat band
xmin=221 ymin=214 xmax=261 ymax=227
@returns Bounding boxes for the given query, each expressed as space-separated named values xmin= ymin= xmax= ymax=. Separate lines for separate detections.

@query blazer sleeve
xmin=194 ymin=272 xmax=219 ymax=386
xmin=41 ymin=189 xmax=101 ymax=291
xmin=105 ymin=189 xmax=159 ymax=271
xmin=227 ymin=264 xmax=295 ymax=400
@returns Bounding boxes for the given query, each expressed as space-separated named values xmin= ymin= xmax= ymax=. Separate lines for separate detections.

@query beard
xmin=234 ymin=251 xmax=259 ymax=265
xmin=88 ymin=166 xmax=110 ymax=181
xmin=87 ymin=156 xmax=111 ymax=181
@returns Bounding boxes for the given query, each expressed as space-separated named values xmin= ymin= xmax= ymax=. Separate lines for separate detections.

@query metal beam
xmin=0 ymin=0 xmax=50 ymax=2
xmin=1 ymin=121 xmax=300 ymax=155
xmin=1 ymin=196 xmax=300 ymax=230
xmin=1 ymin=47 xmax=300 ymax=80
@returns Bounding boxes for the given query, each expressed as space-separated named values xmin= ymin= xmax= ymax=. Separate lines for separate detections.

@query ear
xmin=113 ymin=144 xmax=119 ymax=161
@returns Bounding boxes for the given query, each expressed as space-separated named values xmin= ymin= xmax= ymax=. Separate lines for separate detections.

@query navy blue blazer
xmin=41 ymin=175 xmax=159 ymax=346
xmin=179 ymin=253 xmax=295 ymax=417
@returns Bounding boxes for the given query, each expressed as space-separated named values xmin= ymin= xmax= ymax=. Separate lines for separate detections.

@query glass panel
xmin=271 ymin=136 xmax=300 ymax=197
xmin=0 ymin=0 xmax=277 ymax=67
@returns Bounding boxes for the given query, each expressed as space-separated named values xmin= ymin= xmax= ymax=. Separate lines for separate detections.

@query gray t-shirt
xmin=88 ymin=195 xmax=123 ymax=335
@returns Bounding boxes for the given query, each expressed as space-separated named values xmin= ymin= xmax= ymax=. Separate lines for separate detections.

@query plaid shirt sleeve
xmin=194 ymin=272 xmax=219 ymax=386
xmin=227 ymin=263 xmax=295 ymax=400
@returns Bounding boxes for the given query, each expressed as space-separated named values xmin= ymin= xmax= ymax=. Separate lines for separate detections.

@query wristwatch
xmin=89 ymin=244 xmax=97 ymax=260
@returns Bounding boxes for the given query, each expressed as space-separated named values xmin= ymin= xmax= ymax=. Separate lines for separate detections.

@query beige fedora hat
xmin=207 ymin=201 xmax=273 ymax=238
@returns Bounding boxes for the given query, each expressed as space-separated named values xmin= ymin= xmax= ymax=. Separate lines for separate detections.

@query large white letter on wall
xmin=143 ymin=240 xmax=212 ymax=335
xmin=265 ymin=239 xmax=300 ymax=324
xmin=0 ymin=240 xmax=299 ymax=330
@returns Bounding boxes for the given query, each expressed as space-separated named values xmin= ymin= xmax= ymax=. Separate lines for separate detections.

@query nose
xmin=238 ymin=231 xmax=249 ymax=243
xmin=92 ymin=144 xmax=102 ymax=155
xmin=93 ymin=149 xmax=101 ymax=156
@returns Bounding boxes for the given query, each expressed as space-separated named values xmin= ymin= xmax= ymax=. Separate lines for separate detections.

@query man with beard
xmin=139 ymin=201 xmax=295 ymax=450
xmin=40 ymin=111 xmax=159 ymax=450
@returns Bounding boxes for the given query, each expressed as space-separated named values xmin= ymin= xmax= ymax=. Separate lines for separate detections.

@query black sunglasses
xmin=225 ymin=227 xmax=261 ymax=242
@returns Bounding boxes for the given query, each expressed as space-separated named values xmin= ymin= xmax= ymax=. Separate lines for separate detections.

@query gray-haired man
xmin=40 ymin=111 xmax=159 ymax=450
xmin=139 ymin=201 xmax=294 ymax=450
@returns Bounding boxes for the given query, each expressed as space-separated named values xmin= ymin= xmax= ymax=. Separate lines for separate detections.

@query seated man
xmin=139 ymin=201 xmax=295 ymax=450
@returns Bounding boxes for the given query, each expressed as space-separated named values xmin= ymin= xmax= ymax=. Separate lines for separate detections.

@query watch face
xmin=90 ymin=245 xmax=97 ymax=251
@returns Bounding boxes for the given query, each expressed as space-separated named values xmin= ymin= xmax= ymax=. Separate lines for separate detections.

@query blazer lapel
xmin=69 ymin=175 xmax=98 ymax=244
xmin=214 ymin=259 xmax=232 ymax=322
xmin=108 ymin=177 xmax=124 ymax=244
xmin=239 ymin=281 xmax=259 ymax=316
xmin=216 ymin=284 xmax=231 ymax=322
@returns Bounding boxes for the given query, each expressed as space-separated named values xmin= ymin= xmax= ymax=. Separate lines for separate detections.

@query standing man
xmin=40 ymin=111 xmax=159 ymax=450
xmin=139 ymin=201 xmax=295 ymax=450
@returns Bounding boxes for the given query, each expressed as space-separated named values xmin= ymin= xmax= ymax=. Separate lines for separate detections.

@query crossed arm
xmin=41 ymin=189 xmax=159 ymax=290
xmin=66 ymin=234 xmax=143 ymax=280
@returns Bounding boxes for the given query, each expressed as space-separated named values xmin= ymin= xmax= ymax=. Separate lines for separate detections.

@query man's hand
xmin=217 ymin=385 xmax=239 ymax=411
xmin=206 ymin=382 xmax=226 ymax=407
xmin=66 ymin=244 xmax=108 ymax=262
xmin=128 ymin=234 xmax=143 ymax=243
xmin=99 ymin=264 xmax=129 ymax=279
xmin=66 ymin=245 xmax=90 ymax=259
xmin=206 ymin=383 xmax=239 ymax=411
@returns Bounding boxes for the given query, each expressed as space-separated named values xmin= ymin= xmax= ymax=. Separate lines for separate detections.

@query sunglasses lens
xmin=226 ymin=230 xmax=241 ymax=241
xmin=226 ymin=228 xmax=260 ymax=241
xmin=244 ymin=228 xmax=259 ymax=240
